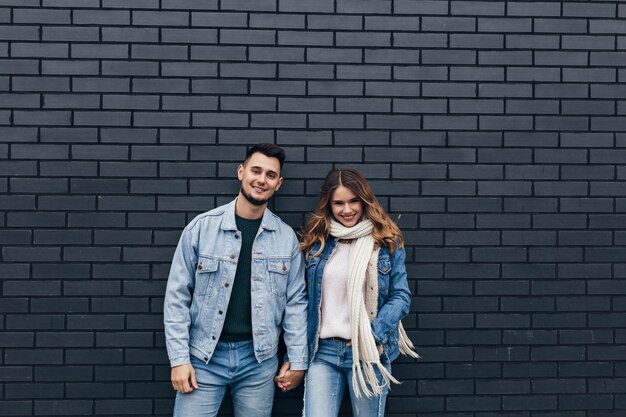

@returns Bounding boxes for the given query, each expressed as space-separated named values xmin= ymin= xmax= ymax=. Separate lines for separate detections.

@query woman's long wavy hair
xmin=300 ymin=168 xmax=404 ymax=257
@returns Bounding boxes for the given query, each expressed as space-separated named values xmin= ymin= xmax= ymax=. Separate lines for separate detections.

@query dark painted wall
xmin=1 ymin=1 xmax=625 ymax=416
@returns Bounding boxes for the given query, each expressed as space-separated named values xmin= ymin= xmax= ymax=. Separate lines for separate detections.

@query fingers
xmin=171 ymin=364 xmax=196 ymax=394
xmin=277 ymin=362 xmax=290 ymax=378
xmin=190 ymin=368 xmax=198 ymax=389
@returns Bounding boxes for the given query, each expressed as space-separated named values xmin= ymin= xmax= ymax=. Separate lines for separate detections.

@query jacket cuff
xmin=371 ymin=322 xmax=387 ymax=344
xmin=169 ymin=354 xmax=191 ymax=368
xmin=288 ymin=361 xmax=308 ymax=371
xmin=283 ymin=354 xmax=309 ymax=371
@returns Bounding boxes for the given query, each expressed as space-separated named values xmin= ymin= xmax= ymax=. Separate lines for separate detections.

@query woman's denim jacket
xmin=305 ymin=237 xmax=412 ymax=364
xmin=164 ymin=199 xmax=308 ymax=370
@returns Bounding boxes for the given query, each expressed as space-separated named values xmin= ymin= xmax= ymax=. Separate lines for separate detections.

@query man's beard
xmin=241 ymin=186 xmax=269 ymax=206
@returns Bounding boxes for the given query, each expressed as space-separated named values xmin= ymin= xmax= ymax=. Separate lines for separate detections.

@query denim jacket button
xmin=224 ymin=283 xmax=229 ymax=287
xmin=218 ymin=310 xmax=223 ymax=314
xmin=197 ymin=263 xmax=202 ymax=270
xmin=230 ymin=254 xmax=235 ymax=259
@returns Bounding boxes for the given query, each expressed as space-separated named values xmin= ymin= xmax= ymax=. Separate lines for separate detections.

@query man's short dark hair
xmin=244 ymin=143 xmax=286 ymax=171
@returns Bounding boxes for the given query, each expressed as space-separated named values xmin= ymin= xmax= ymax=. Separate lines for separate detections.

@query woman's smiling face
xmin=330 ymin=185 xmax=363 ymax=228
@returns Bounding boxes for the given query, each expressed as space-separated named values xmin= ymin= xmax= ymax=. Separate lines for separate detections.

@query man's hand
xmin=274 ymin=361 xmax=304 ymax=392
xmin=171 ymin=363 xmax=198 ymax=394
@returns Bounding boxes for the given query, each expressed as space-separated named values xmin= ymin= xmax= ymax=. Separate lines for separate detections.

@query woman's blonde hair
xmin=300 ymin=168 xmax=404 ymax=257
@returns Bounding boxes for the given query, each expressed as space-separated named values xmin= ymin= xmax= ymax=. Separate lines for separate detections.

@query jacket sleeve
xmin=281 ymin=234 xmax=309 ymax=371
xmin=163 ymin=225 xmax=198 ymax=367
xmin=371 ymin=246 xmax=412 ymax=344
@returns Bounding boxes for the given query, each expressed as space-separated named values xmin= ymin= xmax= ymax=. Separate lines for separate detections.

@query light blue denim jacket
xmin=306 ymin=237 xmax=412 ymax=364
xmin=164 ymin=199 xmax=308 ymax=370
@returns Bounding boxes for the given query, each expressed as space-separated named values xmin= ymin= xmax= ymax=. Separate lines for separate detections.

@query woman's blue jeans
xmin=304 ymin=338 xmax=390 ymax=417
xmin=173 ymin=339 xmax=277 ymax=417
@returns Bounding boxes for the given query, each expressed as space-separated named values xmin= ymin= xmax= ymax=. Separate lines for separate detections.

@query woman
xmin=300 ymin=168 xmax=418 ymax=417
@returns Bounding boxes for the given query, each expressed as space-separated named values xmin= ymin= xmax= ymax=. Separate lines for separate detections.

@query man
xmin=164 ymin=143 xmax=307 ymax=417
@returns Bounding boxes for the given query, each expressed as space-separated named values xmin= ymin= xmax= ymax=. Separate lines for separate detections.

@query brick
xmin=338 ymin=32 xmax=391 ymax=48
xmin=10 ymin=178 xmax=68 ymax=194
xmin=70 ymin=178 xmax=128 ymax=194
xmin=34 ymin=230 xmax=91 ymax=245
xmin=36 ymin=332 xmax=93 ymax=348
xmin=0 ymin=127 xmax=37 ymax=142
xmin=390 ymin=196 xmax=445 ymax=211
xmin=424 ymin=115 xmax=477 ymax=130
xmin=74 ymin=111 xmax=131 ymax=127
xmin=66 ymin=383 xmax=123 ymax=399
xmin=74 ymin=9 xmax=129 ymax=24
xmin=161 ymin=133 xmax=213 ymax=149
xmin=394 ymin=98 xmax=447 ymax=114
xmin=395 ymin=66 xmax=447 ymax=81
xmin=279 ymin=97 xmax=332 ymax=113
xmin=502 ymin=395 xmax=557 ymax=410
xmin=102 ymin=61 xmax=158 ymax=76
xmin=12 ymin=42 xmax=68 ymax=59
xmin=42 ymin=93 xmax=99 ymax=109
xmin=135 ymin=112 xmax=190 ymax=128
xmin=131 ymin=44 xmax=187 ymax=60
xmin=102 ymin=93 xmax=161 ymax=111
xmin=422 ymin=49 xmax=476 ymax=65
xmin=95 ymin=230 xmax=152 ymax=245
xmin=14 ymin=8 xmax=70 ymax=24
xmin=100 ymin=162 xmax=156 ymax=178
xmin=162 ymin=0 xmax=216 ymax=8
xmin=422 ymin=181 xmax=476 ymax=196
xmin=13 ymin=111 xmax=71 ymax=126
xmin=0 ymin=161 xmax=37 ymax=176
xmin=31 ymin=298 xmax=89 ymax=313
xmin=0 ymin=25 xmax=39 ymax=41
xmin=99 ymin=128 xmax=156 ymax=144
xmin=64 ymin=247 xmax=122 ymax=262
xmin=132 ymin=10 xmax=188 ymax=26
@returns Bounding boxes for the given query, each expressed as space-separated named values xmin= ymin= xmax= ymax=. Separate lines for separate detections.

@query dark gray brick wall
xmin=1 ymin=0 xmax=625 ymax=416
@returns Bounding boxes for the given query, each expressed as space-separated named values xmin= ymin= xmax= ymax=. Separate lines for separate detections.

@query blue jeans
xmin=304 ymin=339 xmax=390 ymax=417
xmin=173 ymin=340 xmax=278 ymax=417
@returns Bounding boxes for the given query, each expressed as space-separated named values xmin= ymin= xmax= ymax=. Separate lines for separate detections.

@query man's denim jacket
xmin=306 ymin=237 xmax=412 ymax=364
xmin=164 ymin=199 xmax=308 ymax=370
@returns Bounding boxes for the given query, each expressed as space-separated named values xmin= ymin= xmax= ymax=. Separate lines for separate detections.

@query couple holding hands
xmin=164 ymin=143 xmax=418 ymax=417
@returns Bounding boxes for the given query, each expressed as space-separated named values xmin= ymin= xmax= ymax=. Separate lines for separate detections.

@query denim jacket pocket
xmin=377 ymin=258 xmax=391 ymax=294
xmin=195 ymin=255 xmax=219 ymax=296
xmin=268 ymin=257 xmax=290 ymax=296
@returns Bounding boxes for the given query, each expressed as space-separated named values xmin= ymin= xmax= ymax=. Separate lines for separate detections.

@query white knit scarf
xmin=329 ymin=219 xmax=419 ymax=398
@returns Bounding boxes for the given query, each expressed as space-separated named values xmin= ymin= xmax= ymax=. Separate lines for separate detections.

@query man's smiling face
xmin=237 ymin=152 xmax=283 ymax=207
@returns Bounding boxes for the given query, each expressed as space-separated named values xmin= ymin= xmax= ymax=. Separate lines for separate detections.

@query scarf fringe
xmin=398 ymin=321 xmax=421 ymax=359
xmin=352 ymin=361 xmax=401 ymax=399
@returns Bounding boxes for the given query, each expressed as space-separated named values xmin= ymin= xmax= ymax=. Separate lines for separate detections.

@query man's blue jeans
xmin=173 ymin=340 xmax=278 ymax=417
xmin=304 ymin=339 xmax=390 ymax=417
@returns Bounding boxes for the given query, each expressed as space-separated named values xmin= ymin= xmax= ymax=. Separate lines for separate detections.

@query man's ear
xmin=237 ymin=164 xmax=244 ymax=181
xmin=276 ymin=177 xmax=284 ymax=191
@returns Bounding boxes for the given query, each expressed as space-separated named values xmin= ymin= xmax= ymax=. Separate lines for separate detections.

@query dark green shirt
xmin=220 ymin=214 xmax=262 ymax=342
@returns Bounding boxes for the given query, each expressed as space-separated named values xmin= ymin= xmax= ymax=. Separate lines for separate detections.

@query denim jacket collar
xmin=219 ymin=198 xmax=279 ymax=232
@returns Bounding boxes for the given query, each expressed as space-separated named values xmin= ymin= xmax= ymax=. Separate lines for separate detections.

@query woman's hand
xmin=274 ymin=361 xmax=305 ymax=392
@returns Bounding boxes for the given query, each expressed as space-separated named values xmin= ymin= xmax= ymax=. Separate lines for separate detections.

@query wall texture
xmin=1 ymin=0 xmax=626 ymax=416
